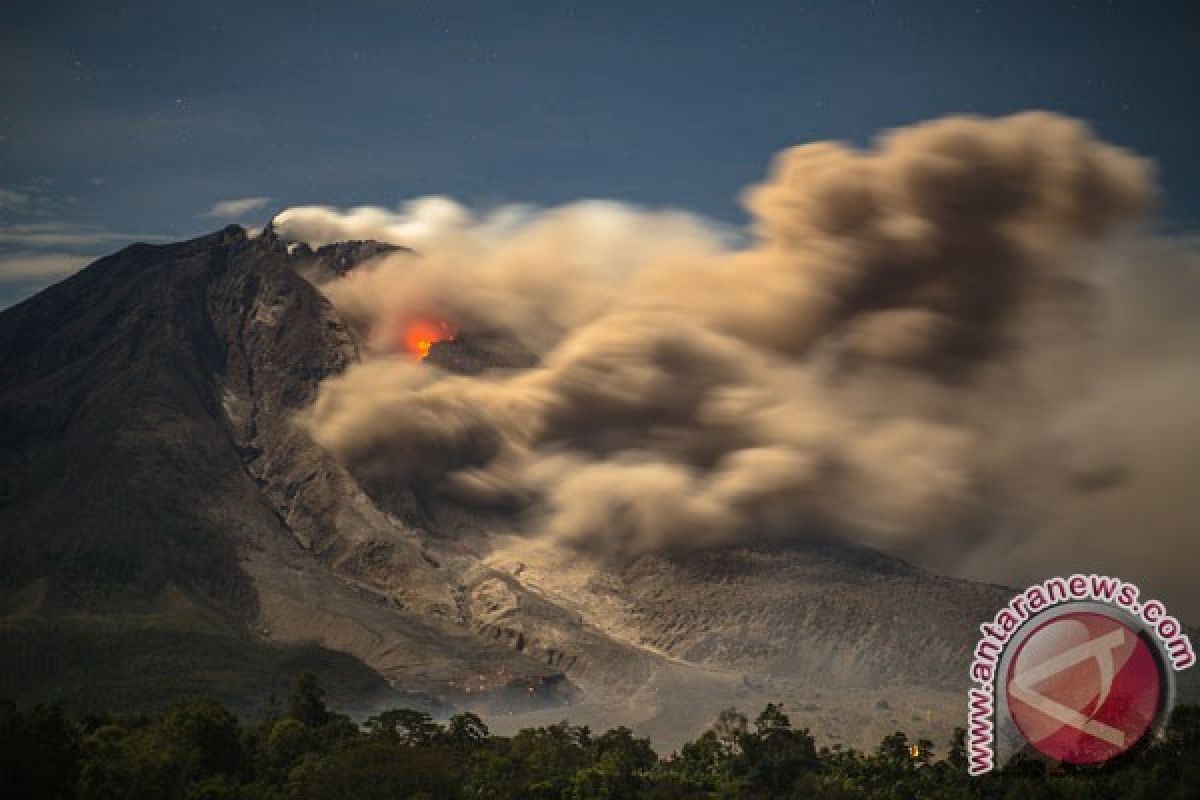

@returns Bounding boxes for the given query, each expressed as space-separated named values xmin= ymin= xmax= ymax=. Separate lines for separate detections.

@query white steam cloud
xmin=205 ymin=196 xmax=272 ymax=219
xmin=273 ymin=197 xmax=475 ymax=250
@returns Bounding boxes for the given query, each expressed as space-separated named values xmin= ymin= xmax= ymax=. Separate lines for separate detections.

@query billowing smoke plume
xmin=287 ymin=113 xmax=1190 ymax=579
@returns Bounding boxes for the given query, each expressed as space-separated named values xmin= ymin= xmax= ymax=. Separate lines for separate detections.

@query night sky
xmin=2 ymin=0 xmax=1198 ymax=308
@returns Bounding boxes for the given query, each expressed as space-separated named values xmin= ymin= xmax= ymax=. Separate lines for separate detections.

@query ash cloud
xmin=290 ymin=113 xmax=1197 ymax=593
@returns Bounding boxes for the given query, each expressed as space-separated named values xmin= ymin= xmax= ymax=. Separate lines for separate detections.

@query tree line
xmin=2 ymin=672 xmax=1197 ymax=799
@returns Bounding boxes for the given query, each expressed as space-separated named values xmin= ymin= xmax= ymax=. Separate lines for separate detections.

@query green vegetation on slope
xmin=0 ymin=613 xmax=420 ymax=719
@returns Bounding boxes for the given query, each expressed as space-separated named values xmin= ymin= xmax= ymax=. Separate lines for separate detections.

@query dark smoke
xmin=287 ymin=113 xmax=1199 ymax=615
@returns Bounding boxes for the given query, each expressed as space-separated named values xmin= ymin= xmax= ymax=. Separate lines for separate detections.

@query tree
xmin=74 ymin=700 xmax=250 ymax=800
xmin=286 ymin=741 xmax=460 ymax=800
xmin=877 ymin=730 xmax=912 ymax=764
xmin=442 ymin=711 xmax=489 ymax=749
xmin=946 ymin=726 xmax=967 ymax=771
xmin=673 ymin=732 xmax=726 ymax=789
xmin=1162 ymin=703 xmax=1200 ymax=759
xmin=287 ymin=672 xmax=329 ymax=729
xmin=753 ymin=703 xmax=791 ymax=737
xmin=159 ymin=699 xmax=247 ymax=779
xmin=0 ymin=701 xmax=80 ymax=800
xmin=711 ymin=708 xmax=748 ymax=755
xmin=8 ymin=688 xmax=1200 ymax=800
xmin=263 ymin=717 xmax=312 ymax=775
xmin=507 ymin=722 xmax=592 ymax=796
xmin=738 ymin=704 xmax=817 ymax=795
xmin=365 ymin=708 xmax=442 ymax=745
xmin=574 ymin=726 xmax=657 ymax=799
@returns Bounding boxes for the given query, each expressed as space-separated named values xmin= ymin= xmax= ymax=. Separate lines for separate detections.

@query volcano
xmin=0 ymin=224 xmax=1188 ymax=748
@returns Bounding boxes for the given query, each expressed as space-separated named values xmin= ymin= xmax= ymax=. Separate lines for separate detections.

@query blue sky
xmin=2 ymin=0 xmax=1198 ymax=307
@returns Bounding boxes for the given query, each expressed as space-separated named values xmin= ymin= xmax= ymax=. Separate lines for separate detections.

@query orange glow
xmin=400 ymin=318 xmax=455 ymax=361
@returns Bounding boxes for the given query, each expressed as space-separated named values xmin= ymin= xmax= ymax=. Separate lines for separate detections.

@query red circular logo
xmin=1005 ymin=611 xmax=1163 ymax=764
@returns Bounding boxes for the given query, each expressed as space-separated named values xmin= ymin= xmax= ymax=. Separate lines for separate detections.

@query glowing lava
xmin=400 ymin=318 xmax=455 ymax=361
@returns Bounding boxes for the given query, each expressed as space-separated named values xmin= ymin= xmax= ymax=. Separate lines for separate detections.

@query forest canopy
xmin=2 ymin=673 xmax=1197 ymax=799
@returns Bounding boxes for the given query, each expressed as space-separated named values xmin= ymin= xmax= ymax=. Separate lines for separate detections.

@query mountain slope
xmin=2 ymin=224 xmax=1186 ymax=750
xmin=0 ymin=225 xmax=561 ymax=714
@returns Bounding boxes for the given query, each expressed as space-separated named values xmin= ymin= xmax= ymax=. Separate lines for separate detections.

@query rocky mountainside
xmin=0 ymin=225 xmax=607 ymax=717
xmin=0 ymin=225 xmax=1181 ymax=749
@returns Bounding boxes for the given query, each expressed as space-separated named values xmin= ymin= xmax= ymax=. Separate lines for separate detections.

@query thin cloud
xmin=204 ymin=196 xmax=271 ymax=219
xmin=0 ymin=219 xmax=171 ymax=308
xmin=0 ymin=188 xmax=32 ymax=212
xmin=0 ymin=223 xmax=172 ymax=248
xmin=0 ymin=251 xmax=92 ymax=282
